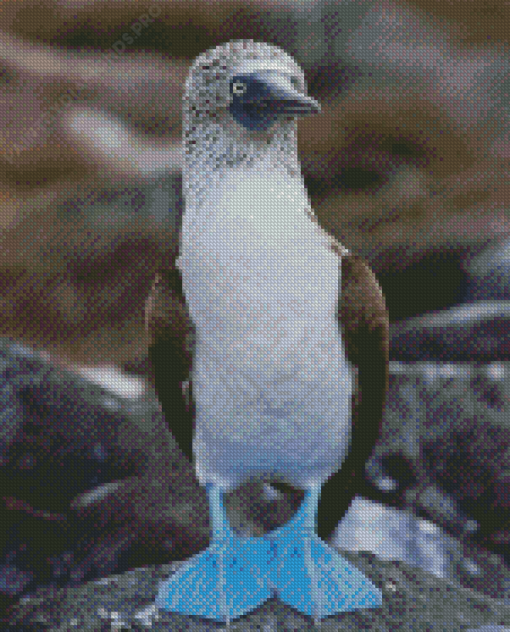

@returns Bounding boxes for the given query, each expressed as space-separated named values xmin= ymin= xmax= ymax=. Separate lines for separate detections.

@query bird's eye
xmin=232 ymin=81 xmax=247 ymax=95
xmin=290 ymin=76 xmax=300 ymax=89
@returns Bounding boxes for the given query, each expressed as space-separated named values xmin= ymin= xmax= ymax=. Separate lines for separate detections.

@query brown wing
xmin=316 ymin=252 xmax=389 ymax=541
xmin=145 ymin=268 xmax=195 ymax=460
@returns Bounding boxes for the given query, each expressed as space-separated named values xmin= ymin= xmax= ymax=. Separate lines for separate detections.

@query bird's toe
xmin=156 ymin=534 xmax=273 ymax=623
xmin=272 ymin=530 xmax=382 ymax=621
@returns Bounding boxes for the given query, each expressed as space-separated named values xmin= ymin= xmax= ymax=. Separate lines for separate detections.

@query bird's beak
xmin=246 ymin=70 xmax=320 ymax=117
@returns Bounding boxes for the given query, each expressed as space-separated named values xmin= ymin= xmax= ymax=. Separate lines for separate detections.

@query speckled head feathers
xmin=183 ymin=40 xmax=307 ymax=123
xmin=181 ymin=40 xmax=316 ymax=202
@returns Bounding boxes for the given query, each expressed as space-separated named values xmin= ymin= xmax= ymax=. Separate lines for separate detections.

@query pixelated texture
xmin=151 ymin=38 xmax=385 ymax=624
xmin=2 ymin=0 xmax=510 ymax=629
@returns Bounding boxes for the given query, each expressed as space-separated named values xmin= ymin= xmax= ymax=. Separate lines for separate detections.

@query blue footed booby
xmin=146 ymin=39 xmax=389 ymax=625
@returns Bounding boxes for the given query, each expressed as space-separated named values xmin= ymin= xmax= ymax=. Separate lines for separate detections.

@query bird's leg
xmin=269 ymin=486 xmax=383 ymax=624
xmin=155 ymin=482 xmax=272 ymax=624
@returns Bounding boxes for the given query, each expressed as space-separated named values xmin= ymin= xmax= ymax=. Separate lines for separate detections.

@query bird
xmin=146 ymin=39 xmax=389 ymax=625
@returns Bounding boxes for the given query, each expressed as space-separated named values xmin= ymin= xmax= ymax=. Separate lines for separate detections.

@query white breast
xmin=178 ymin=166 xmax=353 ymax=491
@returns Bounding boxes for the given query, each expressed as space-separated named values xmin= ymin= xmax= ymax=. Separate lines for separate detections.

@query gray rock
xmin=465 ymin=238 xmax=510 ymax=302
xmin=467 ymin=626 xmax=510 ymax=632
xmin=0 ymin=337 xmax=300 ymax=626
xmin=390 ymin=301 xmax=510 ymax=361
xmin=0 ymin=336 xmax=208 ymax=624
xmin=6 ymin=553 xmax=510 ymax=631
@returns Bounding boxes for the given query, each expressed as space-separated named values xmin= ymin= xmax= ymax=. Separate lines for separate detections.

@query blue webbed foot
xmin=269 ymin=487 xmax=383 ymax=622
xmin=156 ymin=483 xmax=272 ymax=623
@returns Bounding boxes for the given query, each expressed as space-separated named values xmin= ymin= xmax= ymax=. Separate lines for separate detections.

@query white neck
xmin=182 ymin=112 xmax=302 ymax=210
xmin=178 ymin=117 xmax=339 ymax=361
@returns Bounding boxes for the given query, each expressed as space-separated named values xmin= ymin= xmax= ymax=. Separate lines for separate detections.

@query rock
xmin=465 ymin=237 xmax=510 ymax=302
xmin=0 ymin=337 xmax=301 ymax=626
xmin=0 ymin=337 xmax=208 ymax=624
xmin=369 ymin=362 xmax=510 ymax=593
xmin=390 ymin=301 xmax=510 ymax=361
xmin=4 ymin=336 xmax=510 ymax=626
xmin=6 ymin=552 xmax=510 ymax=631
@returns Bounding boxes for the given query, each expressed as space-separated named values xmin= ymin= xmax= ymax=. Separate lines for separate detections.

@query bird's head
xmin=228 ymin=66 xmax=320 ymax=132
xmin=183 ymin=40 xmax=320 ymax=137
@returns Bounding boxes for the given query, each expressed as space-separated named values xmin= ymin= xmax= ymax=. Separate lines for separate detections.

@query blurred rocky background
xmin=2 ymin=0 xmax=510 ymax=629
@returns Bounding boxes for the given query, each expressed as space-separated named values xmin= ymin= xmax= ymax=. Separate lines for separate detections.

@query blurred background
xmin=2 ymin=0 xmax=510 ymax=625
xmin=1 ymin=0 xmax=509 ymax=368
